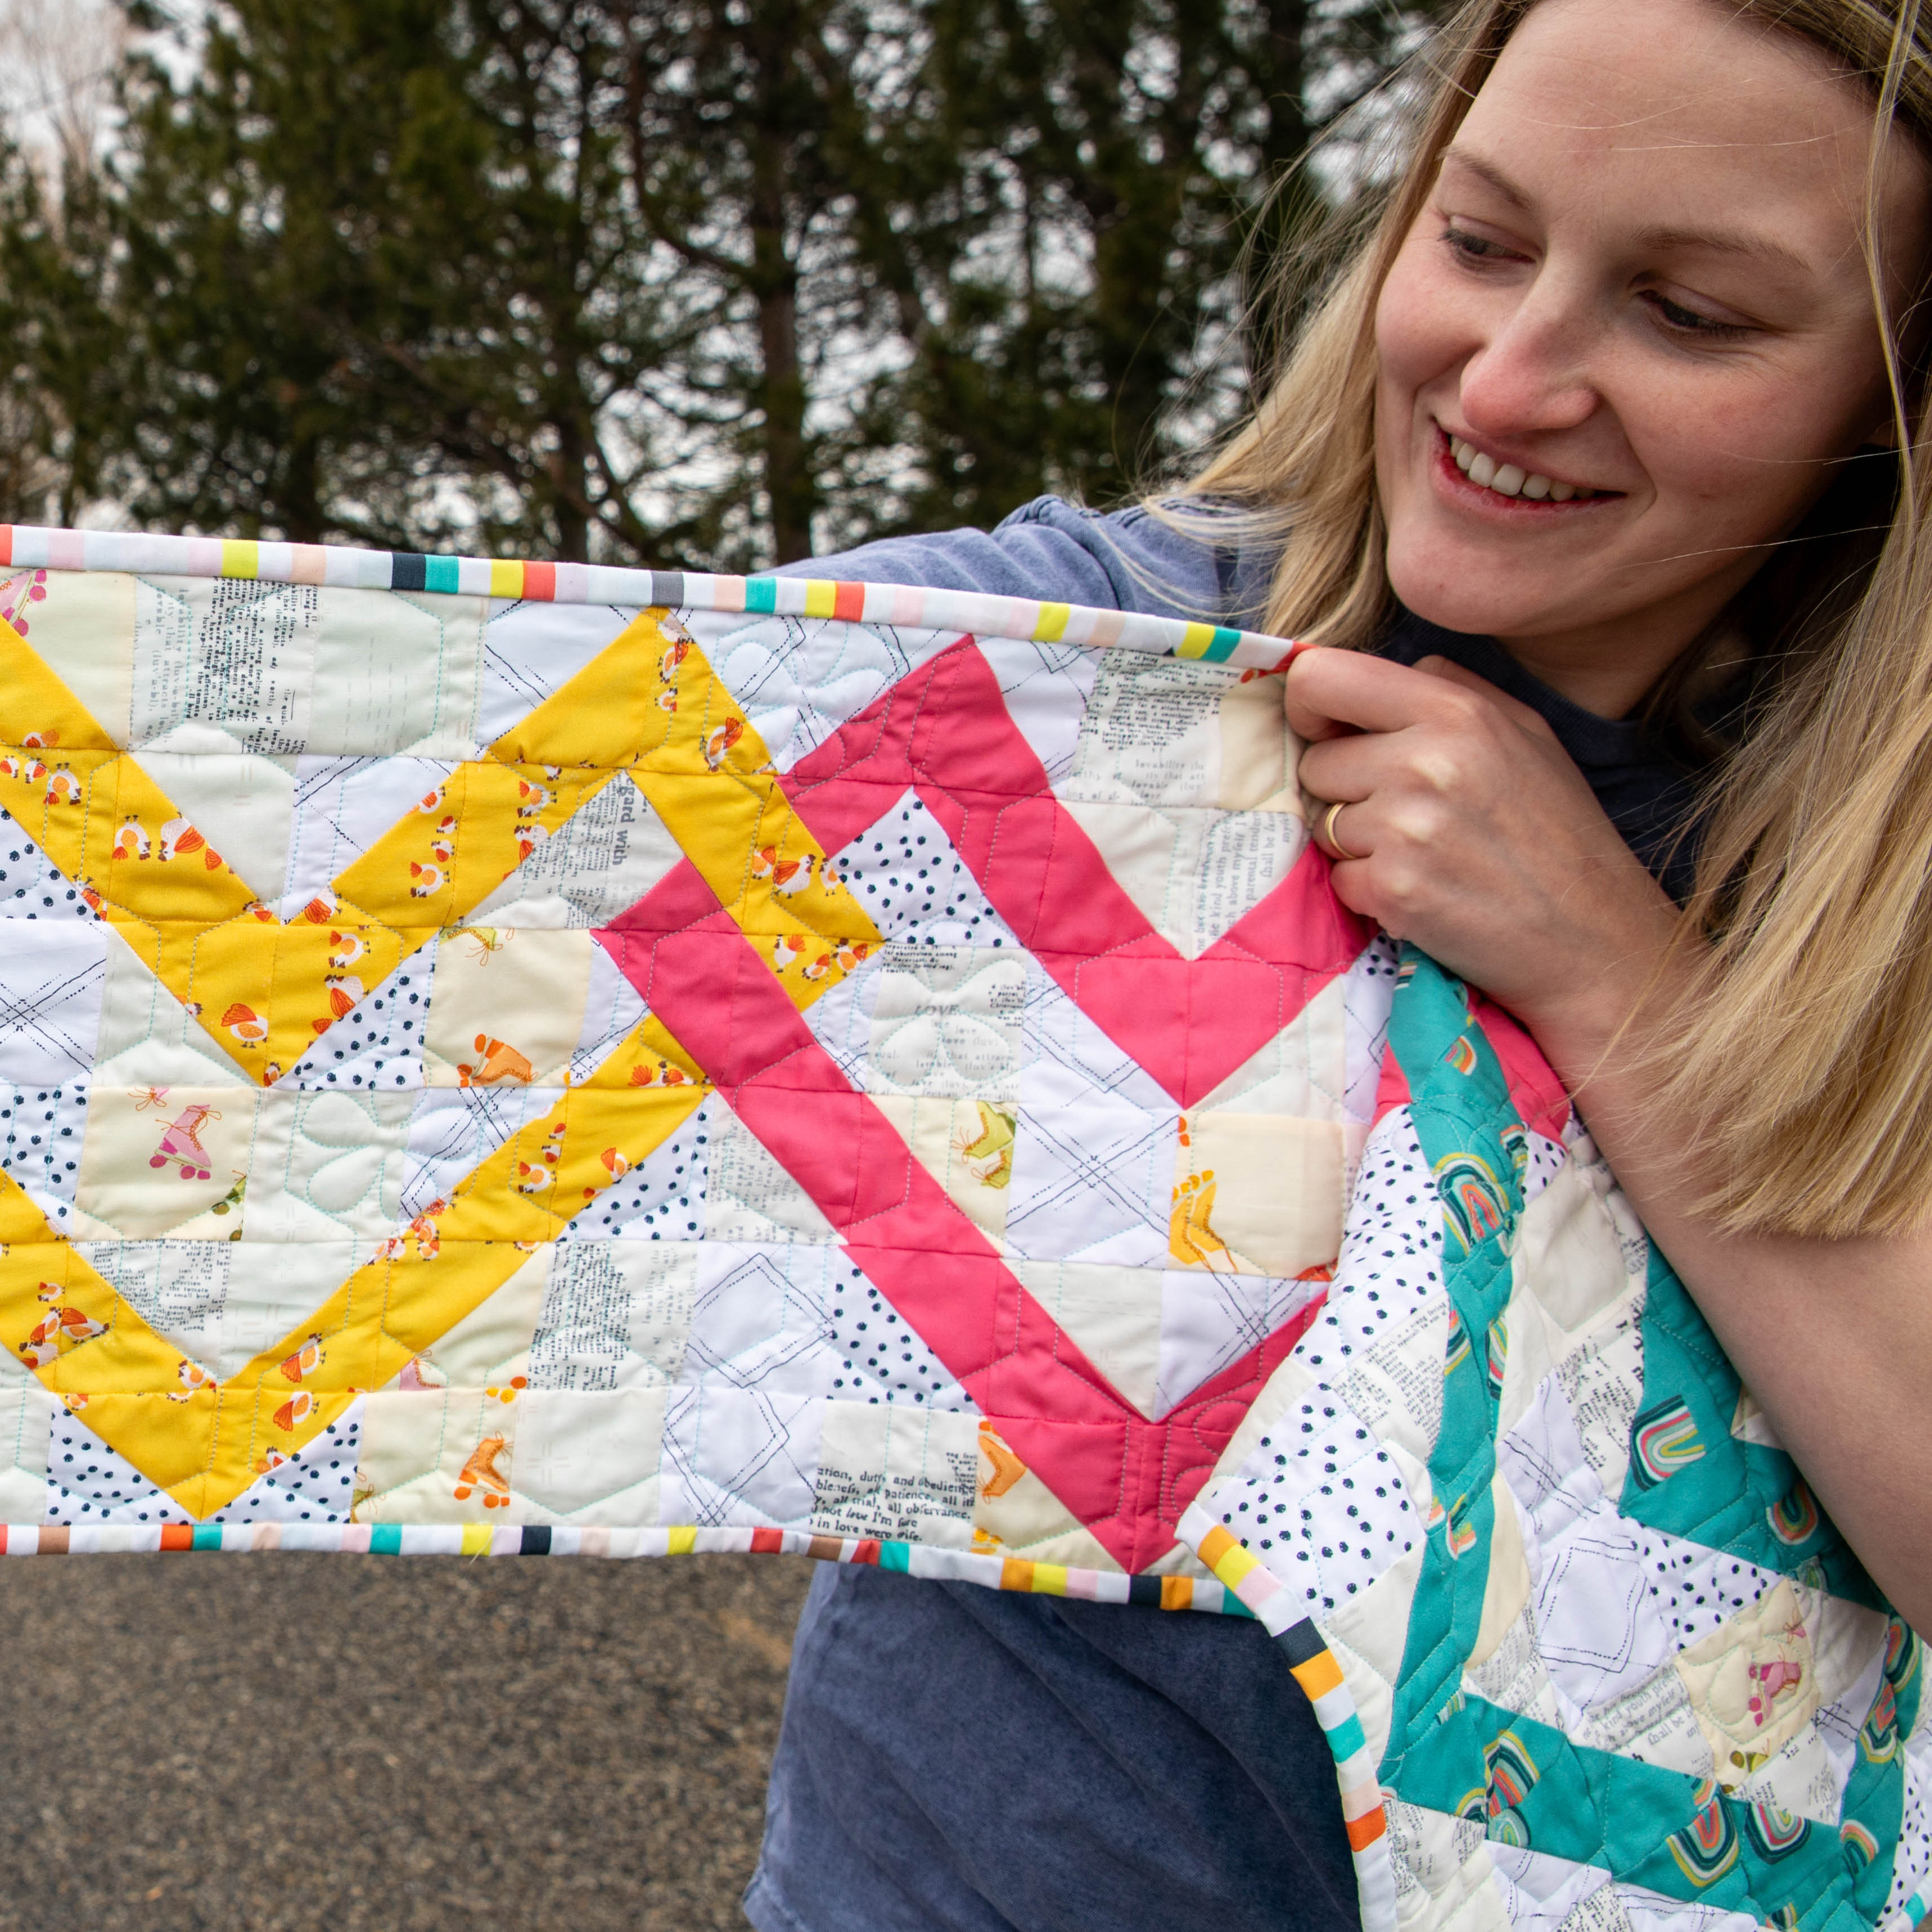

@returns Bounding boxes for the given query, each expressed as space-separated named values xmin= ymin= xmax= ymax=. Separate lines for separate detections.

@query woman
xmin=743 ymin=1 xmax=1932 ymax=1926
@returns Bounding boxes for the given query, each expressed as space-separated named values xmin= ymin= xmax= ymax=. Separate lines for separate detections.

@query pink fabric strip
xmin=1373 ymin=1048 xmax=1414 ymax=1129
xmin=1470 ymin=992 xmax=1572 ymax=1142
xmin=780 ymin=639 xmax=1369 ymax=1105
xmin=599 ymin=885 xmax=1323 ymax=1573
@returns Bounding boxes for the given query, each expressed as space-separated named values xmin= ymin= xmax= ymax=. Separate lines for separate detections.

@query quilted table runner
xmin=0 ymin=529 xmax=1920 ymax=1932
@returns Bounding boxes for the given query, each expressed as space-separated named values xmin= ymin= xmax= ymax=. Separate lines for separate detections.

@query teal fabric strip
xmin=744 ymin=576 xmax=778 ymax=614
xmin=1400 ymin=1692 xmax=1870 ymax=1929
xmin=1384 ymin=947 xmax=1525 ymax=1763
xmin=423 ymin=553 xmax=461 ymax=595
xmin=1619 ymin=1246 xmax=1879 ymax=1606
xmin=1377 ymin=943 xmax=1915 ymax=1927
xmin=1327 ymin=1712 xmax=1368 ymax=1762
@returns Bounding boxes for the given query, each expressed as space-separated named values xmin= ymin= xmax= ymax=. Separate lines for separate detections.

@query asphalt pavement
xmin=0 ymin=1550 xmax=814 ymax=1930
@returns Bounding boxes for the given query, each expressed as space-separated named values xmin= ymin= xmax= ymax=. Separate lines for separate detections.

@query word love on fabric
xmin=0 ymin=529 xmax=1920 ymax=1932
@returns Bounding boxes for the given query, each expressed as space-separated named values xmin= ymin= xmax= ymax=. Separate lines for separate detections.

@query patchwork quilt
xmin=0 ymin=528 xmax=1918 ymax=1932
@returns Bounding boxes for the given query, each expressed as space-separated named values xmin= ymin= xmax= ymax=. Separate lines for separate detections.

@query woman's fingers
xmin=1284 ymin=646 xmax=1460 ymax=740
xmin=1296 ymin=724 xmax=1411 ymax=805
xmin=1408 ymin=653 xmax=1556 ymax=740
xmin=1284 ymin=644 xmax=1557 ymax=747
xmin=1315 ymin=797 xmax=1370 ymax=862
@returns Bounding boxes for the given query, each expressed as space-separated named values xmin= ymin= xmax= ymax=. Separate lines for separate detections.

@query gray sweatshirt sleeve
xmin=777 ymin=495 xmax=1258 ymax=626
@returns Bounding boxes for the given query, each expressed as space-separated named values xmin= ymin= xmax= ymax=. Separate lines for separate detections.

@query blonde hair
xmin=1174 ymin=0 xmax=1932 ymax=1240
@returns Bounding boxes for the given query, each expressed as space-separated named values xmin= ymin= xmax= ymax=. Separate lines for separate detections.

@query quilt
xmin=0 ymin=527 xmax=1918 ymax=1932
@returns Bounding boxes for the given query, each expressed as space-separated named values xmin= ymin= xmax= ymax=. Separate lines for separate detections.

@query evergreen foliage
xmin=4 ymin=0 xmax=1444 ymax=566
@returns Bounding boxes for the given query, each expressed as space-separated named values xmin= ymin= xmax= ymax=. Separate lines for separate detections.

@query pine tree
xmin=12 ymin=0 xmax=1449 ymax=564
xmin=112 ymin=0 xmax=694 ymax=558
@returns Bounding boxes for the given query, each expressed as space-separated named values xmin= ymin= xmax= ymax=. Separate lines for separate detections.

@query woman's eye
xmin=1641 ymin=290 xmax=1750 ymax=341
xmin=1441 ymin=225 xmax=1519 ymax=264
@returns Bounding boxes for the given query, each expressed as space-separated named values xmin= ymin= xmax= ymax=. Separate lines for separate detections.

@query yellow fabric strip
xmin=0 ymin=618 xmax=120 ymax=748
xmin=627 ymin=639 xmax=883 ymax=1005
xmin=0 ymin=607 xmax=683 ymax=1085
xmin=333 ymin=760 xmax=616 ymax=927
xmin=185 ymin=1017 xmax=710 ymax=1516
xmin=0 ymin=1010 xmax=710 ymax=1517
xmin=220 ymin=539 xmax=259 ymax=580
xmin=486 ymin=607 xmax=677 ymax=769
xmin=0 ymin=1192 xmax=190 ymax=1395
xmin=802 ymin=580 xmax=837 ymax=619
xmin=130 ymin=912 xmax=418 ymax=1082
xmin=1036 ymin=602 xmax=1071 ymax=642
xmin=488 ymin=559 xmax=523 ymax=600
xmin=461 ymin=1523 xmax=496 ymax=1555
xmin=667 ymin=1525 xmax=698 ymax=1555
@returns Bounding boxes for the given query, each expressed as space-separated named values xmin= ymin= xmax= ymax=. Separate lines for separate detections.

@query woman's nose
xmin=1456 ymin=282 xmax=1600 ymax=437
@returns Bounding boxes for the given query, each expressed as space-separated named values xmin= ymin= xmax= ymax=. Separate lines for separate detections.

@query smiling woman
xmin=1177 ymin=0 xmax=1932 ymax=1621
xmin=745 ymin=5 xmax=1932 ymax=1930
xmin=1372 ymin=0 xmax=1926 ymax=709
xmin=1177 ymin=0 xmax=1932 ymax=1593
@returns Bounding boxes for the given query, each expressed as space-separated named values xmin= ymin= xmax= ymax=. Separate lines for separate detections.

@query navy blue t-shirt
xmin=742 ymin=498 xmax=1715 ymax=1932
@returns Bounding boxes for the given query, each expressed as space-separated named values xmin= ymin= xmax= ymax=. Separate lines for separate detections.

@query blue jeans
xmin=744 ymin=1562 xmax=1360 ymax=1931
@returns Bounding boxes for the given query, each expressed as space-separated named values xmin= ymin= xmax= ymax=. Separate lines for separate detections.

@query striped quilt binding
xmin=0 ymin=1520 xmax=1245 ymax=1606
xmin=0 ymin=524 xmax=1295 ymax=671
xmin=0 ymin=1520 xmax=1255 ymax=1619
xmin=1193 ymin=1519 xmax=1399 ymax=1932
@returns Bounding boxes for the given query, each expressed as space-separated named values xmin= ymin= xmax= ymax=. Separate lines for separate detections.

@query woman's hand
xmin=1288 ymin=648 xmax=1932 ymax=1630
xmin=1286 ymin=646 xmax=1679 ymax=1070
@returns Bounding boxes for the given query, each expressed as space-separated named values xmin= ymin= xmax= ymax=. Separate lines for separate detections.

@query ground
xmin=0 ymin=1551 xmax=814 ymax=1930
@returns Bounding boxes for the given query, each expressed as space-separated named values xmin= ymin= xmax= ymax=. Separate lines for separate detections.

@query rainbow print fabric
xmin=1186 ymin=948 xmax=1931 ymax=1932
xmin=0 ymin=527 xmax=1918 ymax=1932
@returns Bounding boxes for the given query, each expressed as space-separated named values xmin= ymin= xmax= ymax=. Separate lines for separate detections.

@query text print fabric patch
xmin=0 ymin=530 xmax=1921 ymax=1932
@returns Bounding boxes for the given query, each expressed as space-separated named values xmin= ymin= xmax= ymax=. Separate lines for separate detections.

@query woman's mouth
xmin=1433 ymin=426 xmax=1617 ymax=509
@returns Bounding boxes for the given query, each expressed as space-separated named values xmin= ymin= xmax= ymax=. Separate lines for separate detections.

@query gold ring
xmin=1321 ymin=799 xmax=1363 ymax=862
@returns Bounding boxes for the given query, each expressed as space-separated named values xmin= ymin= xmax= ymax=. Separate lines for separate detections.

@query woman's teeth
xmin=1449 ymin=436 xmax=1593 ymax=502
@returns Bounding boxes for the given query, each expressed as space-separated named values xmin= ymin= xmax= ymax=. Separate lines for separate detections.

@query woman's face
xmin=1373 ymin=0 xmax=1931 ymax=713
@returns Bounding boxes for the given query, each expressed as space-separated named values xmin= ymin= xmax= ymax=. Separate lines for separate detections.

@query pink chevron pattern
xmin=598 ymin=636 xmax=1369 ymax=1571
xmin=775 ymin=639 xmax=1369 ymax=1104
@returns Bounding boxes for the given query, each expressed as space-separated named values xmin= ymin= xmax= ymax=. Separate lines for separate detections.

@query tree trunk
xmin=746 ymin=0 xmax=812 ymax=568
xmin=282 ymin=429 xmax=324 ymax=546
xmin=551 ymin=409 xmax=590 ymax=563
xmin=750 ymin=144 xmax=810 ymax=564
